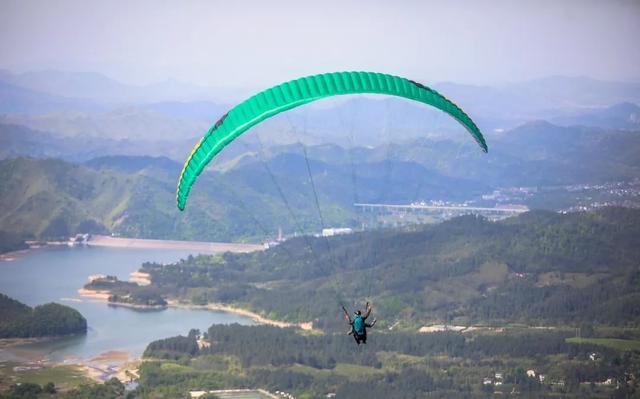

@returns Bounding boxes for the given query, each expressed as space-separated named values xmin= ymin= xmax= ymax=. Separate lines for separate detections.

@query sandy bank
xmin=0 ymin=249 xmax=30 ymax=262
xmin=1 ymin=338 xmax=139 ymax=384
xmin=78 ymin=289 xmax=166 ymax=309
xmin=87 ymin=235 xmax=263 ymax=253
xmin=129 ymin=271 xmax=151 ymax=285
xmin=90 ymin=350 xmax=130 ymax=363
xmin=1 ymin=235 xmax=264 ymax=263
xmin=167 ymin=300 xmax=315 ymax=331
xmin=107 ymin=302 xmax=167 ymax=310
xmin=0 ymin=337 xmax=52 ymax=363
xmin=78 ymin=288 xmax=110 ymax=300
xmin=80 ymin=351 xmax=140 ymax=382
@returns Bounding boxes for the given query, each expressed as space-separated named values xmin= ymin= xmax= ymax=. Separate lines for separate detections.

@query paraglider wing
xmin=177 ymin=71 xmax=487 ymax=210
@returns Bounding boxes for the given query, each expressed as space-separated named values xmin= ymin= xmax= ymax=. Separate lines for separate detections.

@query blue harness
xmin=353 ymin=315 xmax=365 ymax=336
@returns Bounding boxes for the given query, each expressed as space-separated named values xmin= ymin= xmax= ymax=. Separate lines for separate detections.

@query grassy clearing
xmin=289 ymin=362 xmax=383 ymax=380
xmin=332 ymin=363 xmax=384 ymax=378
xmin=288 ymin=364 xmax=329 ymax=378
xmin=159 ymin=362 xmax=194 ymax=373
xmin=566 ymin=337 xmax=640 ymax=351
xmin=0 ymin=363 xmax=90 ymax=392
xmin=537 ymin=272 xmax=607 ymax=288
xmin=199 ymin=391 xmax=274 ymax=399
xmin=378 ymin=351 xmax=425 ymax=371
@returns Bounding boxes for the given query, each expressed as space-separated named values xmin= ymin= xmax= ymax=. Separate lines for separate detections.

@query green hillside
xmin=0 ymin=157 xmax=282 ymax=241
xmin=137 ymin=207 xmax=640 ymax=330
xmin=0 ymin=157 xmax=138 ymax=239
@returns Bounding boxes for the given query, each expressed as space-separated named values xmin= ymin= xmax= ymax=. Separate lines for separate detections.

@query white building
xmin=322 ymin=228 xmax=353 ymax=237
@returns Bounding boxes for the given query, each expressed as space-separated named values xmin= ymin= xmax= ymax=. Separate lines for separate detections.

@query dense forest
xmin=0 ymin=293 xmax=87 ymax=338
xmin=135 ymin=325 xmax=640 ymax=398
xmin=132 ymin=207 xmax=640 ymax=330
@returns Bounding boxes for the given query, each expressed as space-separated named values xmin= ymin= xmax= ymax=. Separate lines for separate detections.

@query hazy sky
xmin=1 ymin=0 xmax=639 ymax=88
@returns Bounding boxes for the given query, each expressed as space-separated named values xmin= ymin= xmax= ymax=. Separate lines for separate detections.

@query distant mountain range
xmin=551 ymin=102 xmax=640 ymax=130
xmin=1 ymin=69 xmax=639 ymax=146
xmin=1 ymin=106 xmax=210 ymax=140
xmin=0 ymin=69 xmax=243 ymax=105
xmin=435 ymin=75 xmax=640 ymax=118
xmin=1 ymin=116 xmax=639 ymax=242
xmin=1 ymin=70 xmax=639 ymax=242
xmin=4 ymin=117 xmax=638 ymax=184
xmin=0 ymin=81 xmax=107 ymax=115
xmin=3 ymin=69 xmax=639 ymax=111
xmin=0 ymin=123 xmax=200 ymax=161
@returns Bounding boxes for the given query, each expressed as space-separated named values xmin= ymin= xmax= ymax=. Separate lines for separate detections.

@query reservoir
xmin=0 ymin=245 xmax=255 ymax=363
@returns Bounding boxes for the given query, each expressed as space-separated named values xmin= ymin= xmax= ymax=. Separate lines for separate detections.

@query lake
xmin=0 ymin=245 xmax=255 ymax=362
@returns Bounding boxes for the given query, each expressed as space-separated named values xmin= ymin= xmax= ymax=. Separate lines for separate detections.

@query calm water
xmin=0 ymin=246 xmax=254 ymax=361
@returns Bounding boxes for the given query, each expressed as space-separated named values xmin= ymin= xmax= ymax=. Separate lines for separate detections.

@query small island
xmin=0 ymin=293 xmax=87 ymax=338
xmin=83 ymin=275 xmax=167 ymax=309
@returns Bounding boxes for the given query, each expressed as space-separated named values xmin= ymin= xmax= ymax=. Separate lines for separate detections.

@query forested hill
xmin=0 ymin=155 xmax=481 ymax=242
xmin=140 ymin=207 xmax=640 ymax=330
xmin=0 ymin=293 xmax=87 ymax=338
xmin=0 ymin=230 xmax=28 ymax=254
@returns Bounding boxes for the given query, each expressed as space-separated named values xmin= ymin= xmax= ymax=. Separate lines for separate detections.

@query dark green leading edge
xmin=177 ymin=71 xmax=488 ymax=211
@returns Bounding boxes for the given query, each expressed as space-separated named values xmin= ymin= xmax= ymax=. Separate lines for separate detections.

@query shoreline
xmin=166 ymin=299 xmax=315 ymax=331
xmin=77 ymin=288 xmax=315 ymax=331
xmin=0 ymin=338 xmax=140 ymax=384
xmin=107 ymin=302 xmax=167 ymax=311
xmin=1 ymin=236 xmax=265 ymax=263
xmin=78 ymin=288 xmax=319 ymax=331
xmin=77 ymin=289 xmax=166 ymax=310
xmin=0 ymin=241 xmax=70 ymax=262
xmin=0 ymin=248 xmax=30 ymax=262
xmin=87 ymin=235 xmax=264 ymax=253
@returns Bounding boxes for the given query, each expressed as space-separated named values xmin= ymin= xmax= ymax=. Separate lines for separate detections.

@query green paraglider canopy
xmin=177 ymin=71 xmax=487 ymax=211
